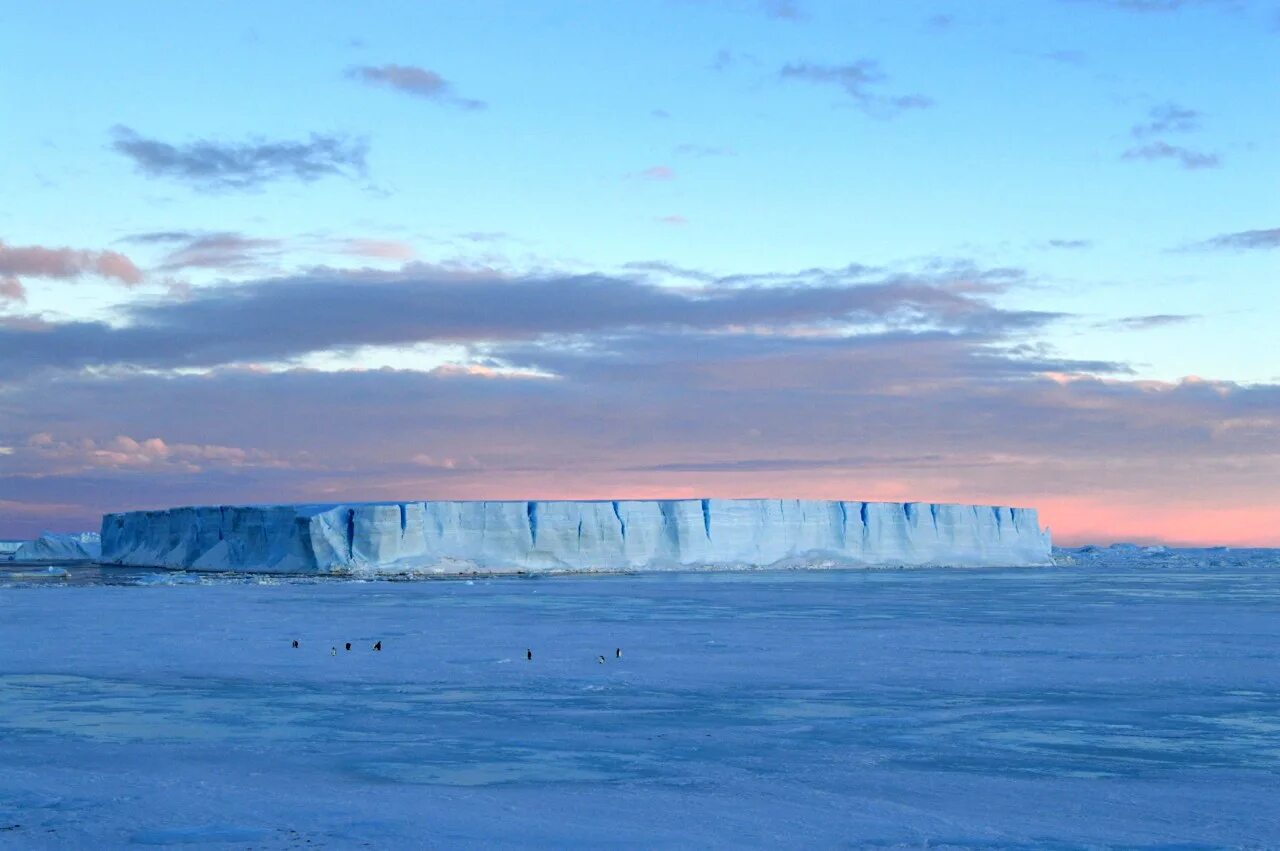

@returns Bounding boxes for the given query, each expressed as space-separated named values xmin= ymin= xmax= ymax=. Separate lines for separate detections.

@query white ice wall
xmin=12 ymin=532 xmax=102 ymax=562
xmin=101 ymin=499 xmax=1051 ymax=574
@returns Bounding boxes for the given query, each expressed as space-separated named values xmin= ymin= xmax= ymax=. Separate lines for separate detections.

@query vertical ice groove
xmin=701 ymin=498 xmax=711 ymax=540
xmin=399 ymin=504 xmax=407 ymax=535
xmin=929 ymin=503 xmax=939 ymax=532
xmin=611 ymin=500 xmax=626 ymax=539
xmin=345 ymin=509 xmax=355 ymax=561
xmin=526 ymin=501 xmax=538 ymax=546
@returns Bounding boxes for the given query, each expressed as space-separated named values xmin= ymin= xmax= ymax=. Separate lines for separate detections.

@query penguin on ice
xmin=345 ymin=642 xmax=352 ymax=651
xmin=330 ymin=647 xmax=336 ymax=657
xmin=373 ymin=641 xmax=382 ymax=651
xmin=526 ymin=649 xmax=532 ymax=661
xmin=597 ymin=655 xmax=606 ymax=664
xmin=291 ymin=640 xmax=299 ymax=649
xmin=615 ymin=648 xmax=621 ymax=659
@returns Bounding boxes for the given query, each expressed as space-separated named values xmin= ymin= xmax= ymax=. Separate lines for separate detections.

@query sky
xmin=1 ymin=0 xmax=1278 ymax=545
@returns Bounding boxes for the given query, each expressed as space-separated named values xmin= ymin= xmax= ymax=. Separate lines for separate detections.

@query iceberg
xmin=12 ymin=531 xmax=102 ymax=562
xmin=101 ymin=499 xmax=1051 ymax=574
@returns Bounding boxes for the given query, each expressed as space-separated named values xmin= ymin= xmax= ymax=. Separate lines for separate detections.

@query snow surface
xmin=101 ymin=499 xmax=1051 ymax=573
xmin=11 ymin=532 xmax=100 ymax=563
xmin=2 ymin=548 xmax=1279 ymax=847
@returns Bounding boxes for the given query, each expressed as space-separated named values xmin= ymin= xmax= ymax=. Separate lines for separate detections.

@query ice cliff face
xmin=13 ymin=532 xmax=102 ymax=562
xmin=100 ymin=499 xmax=1051 ymax=574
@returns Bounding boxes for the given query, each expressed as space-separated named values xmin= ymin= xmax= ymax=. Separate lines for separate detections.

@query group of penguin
xmin=291 ymin=639 xmax=381 ymax=655
xmin=526 ymin=648 xmax=622 ymax=663
xmin=291 ymin=640 xmax=621 ymax=663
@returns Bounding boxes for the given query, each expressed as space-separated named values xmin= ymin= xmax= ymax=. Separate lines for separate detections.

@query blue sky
xmin=1 ymin=0 xmax=1278 ymax=543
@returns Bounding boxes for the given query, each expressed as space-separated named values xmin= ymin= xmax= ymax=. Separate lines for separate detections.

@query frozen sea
xmin=2 ymin=549 xmax=1279 ymax=849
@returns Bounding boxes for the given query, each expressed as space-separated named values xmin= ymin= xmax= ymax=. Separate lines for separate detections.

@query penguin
xmin=526 ymin=649 xmax=532 ymax=661
xmin=615 ymin=648 xmax=621 ymax=659
xmin=345 ymin=642 xmax=352 ymax=652
xmin=597 ymin=655 xmax=606 ymax=664
xmin=373 ymin=641 xmax=382 ymax=651
xmin=291 ymin=640 xmax=299 ymax=649
xmin=330 ymin=646 xmax=336 ymax=657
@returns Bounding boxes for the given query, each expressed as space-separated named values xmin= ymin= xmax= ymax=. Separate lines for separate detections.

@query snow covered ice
xmin=2 ymin=548 xmax=1280 ymax=847
xmin=101 ymin=498 xmax=1051 ymax=573
xmin=9 ymin=531 xmax=100 ymax=563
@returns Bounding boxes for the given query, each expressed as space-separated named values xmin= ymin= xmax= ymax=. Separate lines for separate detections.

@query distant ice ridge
xmin=12 ymin=531 xmax=102 ymax=562
xmin=100 ymin=499 xmax=1051 ymax=574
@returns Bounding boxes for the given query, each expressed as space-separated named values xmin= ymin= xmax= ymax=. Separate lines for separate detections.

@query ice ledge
xmin=101 ymin=499 xmax=1052 ymax=574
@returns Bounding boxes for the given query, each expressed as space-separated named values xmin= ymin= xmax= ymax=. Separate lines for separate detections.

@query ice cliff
xmin=100 ymin=499 xmax=1051 ymax=574
xmin=12 ymin=532 xmax=102 ymax=562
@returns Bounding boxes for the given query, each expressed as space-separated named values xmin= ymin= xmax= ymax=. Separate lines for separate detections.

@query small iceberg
xmin=8 ymin=566 xmax=69 ymax=580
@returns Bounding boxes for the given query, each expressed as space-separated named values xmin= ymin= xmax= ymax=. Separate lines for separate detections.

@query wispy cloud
xmin=1121 ymin=141 xmax=1220 ymax=169
xmin=142 ymin=231 xmax=283 ymax=272
xmin=779 ymin=61 xmax=933 ymax=117
xmin=111 ymin=126 xmax=368 ymax=190
xmin=1104 ymin=313 xmax=1198 ymax=330
xmin=0 ymin=238 xmax=143 ymax=286
xmin=655 ymin=215 xmax=689 ymax=226
xmin=637 ymin=165 xmax=676 ymax=181
xmin=1066 ymin=0 xmax=1237 ymax=12
xmin=335 ymin=238 xmax=417 ymax=260
xmin=1044 ymin=238 xmax=1094 ymax=250
xmin=1131 ymin=102 xmax=1202 ymax=136
xmin=345 ymin=64 xmax=486 ymax=110
xmin=1191 ymin=227 xmax=1280 ymax=250
xmin=23 ymin=432 xmax=291 ymax=474
xmin=759 ymin=0 xmax=803 ymax=19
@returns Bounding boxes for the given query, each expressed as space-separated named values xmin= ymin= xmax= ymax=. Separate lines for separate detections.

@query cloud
xmin=0 ymin=238 xmax=143 ymax=286
xmin=637 ymin=165 xmax=676 ymax=181
xmin=345 ymin=64 xmax=486 ymax=110
xmin=335 ymin=239 xmax=417 ymax=260
xmin=4 ymin=257 xmax=1277 ymax=546
xmin=1065 ymin=0 xmax=1237 ymax=11
xmin=1105 ymin=313 xmax=1198 ymax=330
xmin=1131 ymin=102 xmax=1202 ymax=136
xmin=5 ymin=331 xmax=1278 ymax=544
xmin=1191 ymin=227 xmax=1280 ymax=250
xmin=0 ymin=264 xmax=1058 ymax=377
xmin=1040 ymin=49 xmax=1087 ymax=65
xmin=23 ymin=432 xmax=290 ymax=474
xmin=1121 ymin=141 xmax=1220 ymax=169
xmin=656 ymin=215 xmax=689 ymax=226
xmin=151 ymin=232 xmax=283 ymax=271
xmin=110 ymin=126 xmax=368 ymax=190
xmin=1044 ymin=239 xmax=1093 ymax=250
xmin=0 ymin=277 xmax=25 ymax=303
xmin=759 ymin=0 xmax=803 ymax=19
xmin=779 ymin=61 xmax=933 ymax=116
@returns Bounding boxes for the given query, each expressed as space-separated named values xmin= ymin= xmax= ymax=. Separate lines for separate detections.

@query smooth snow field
xmin=2 ymin=550 xmax=1279 ymax=848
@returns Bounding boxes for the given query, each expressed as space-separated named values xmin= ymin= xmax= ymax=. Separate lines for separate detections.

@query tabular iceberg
xmin=101 ymin=499 xmax=1051 ymax=574
xmin=12 ymin=532 xmax=102 ymax=562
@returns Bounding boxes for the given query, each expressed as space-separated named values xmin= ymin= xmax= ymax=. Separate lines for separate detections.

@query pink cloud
xmin=639 ymin=165 xmax=675 ymax=181
xmin=0 ymin=239 xmax=143 ymax=286
xmin=338 ymin=238 xmax=417 ymax=260
xmin=24 ymin=433 xmax=290 ymax=473
xmin=0 ymin=276 xmax=26 ymax=303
